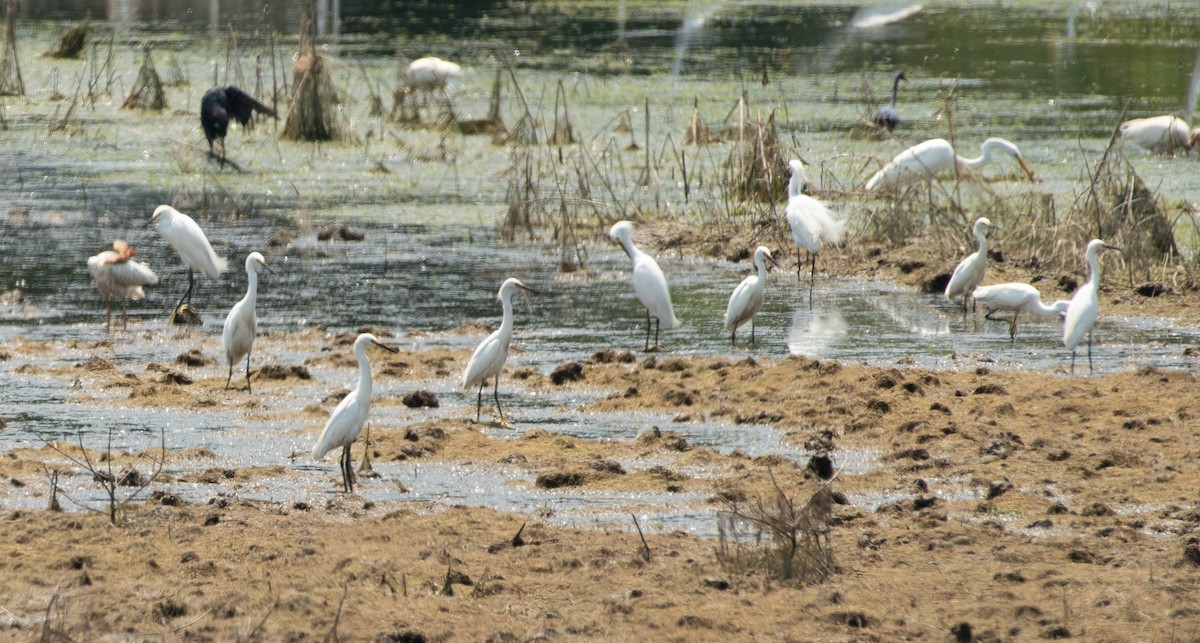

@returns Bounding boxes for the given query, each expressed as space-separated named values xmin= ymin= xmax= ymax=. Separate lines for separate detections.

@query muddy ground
xmin=4 ymin=284 xmax=1200 ymax=641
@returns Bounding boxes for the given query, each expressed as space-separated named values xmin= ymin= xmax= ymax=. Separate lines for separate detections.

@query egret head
xmin=787 ymin=159 xmax=808 ymax=195
xmin=112 ymin=239 xmax=135 ymax=260
xmin=1086 ymin=239 xmax=1120 ymax=258
xmin=498 ymin=277 xmax=535 ymax=300
xmin=983 ymin=137 xmax=1035 ymax=181
xmin=245 ymin=251 xmax=268 ymax=274
xmin=753 ymin=245 xmax=777 ymax=270
xmin=973 ymin=217 xmax=996 ymax=236
xmin=609 ymin=220 xmax=635 ymax=257
xmin=355 ymin=332 xmax=399 ymax=354
xmin=150 ymin=204 xmax=177 ymax=225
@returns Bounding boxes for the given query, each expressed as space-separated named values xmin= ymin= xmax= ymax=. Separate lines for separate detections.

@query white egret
xmin=944 ymin=217 xmax=995 ymax=313
xmin=86 ymin=240 xmax=159 ymax=331
xmin=864 ymin=137 xmax=1035 ymax=192
xmin=786 ymin=160 xmax=846 ymax=300
xmin=222 ymin=252 xmax=268 ymax=393
xmin=971 ymin=282 xmax=1071 ymax=341
xmin=1118 ymin=115 xmax=1200 ymax=155
xmin=609 ymin=220 xmax=682 ymax=350
xmin=150 ymin=205 xmax=228 ymax=318
xmin=311 ymin=332 xmax=398 ymax=493
xmin=870 ymin=71 xmax=906 ymax=132
xmin=401 ymin=56 xmax=462 ymax=107
xmin=723 ymin=246 xmax=777 ymax=346
xmin=461 ymin=278 xmax=536 ymax=425
xmin=1063 ymin=239 xmax=1120 ymax=374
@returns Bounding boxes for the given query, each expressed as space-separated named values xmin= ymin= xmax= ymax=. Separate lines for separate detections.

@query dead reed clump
xmin=282 ymin=11 xmax=346 ymax=142
xmin=48 ymin=24 xmax=87 ymax=59
xmin=726 ymin=105 xmax=787 ymax=203
xmin=121 ymin=47 xmax=167 ymax=111
xmin=683 ymin=98 xmax=717 ymax=145
xmin=457 ymin=68 xmax=506 ymax=136
xmin=0 ymin=0 xmax=23 ymax=97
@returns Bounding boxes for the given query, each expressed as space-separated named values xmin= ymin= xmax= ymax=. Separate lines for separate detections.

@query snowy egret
xmin=462 ymin=278 xmax=536 ymax=425
xmin=971 ymin=282 xmax=1071 ymax=341
xmin=401 ymin=57 xmax=462 ymax=107
xmin=870 ymin=71 xmax=906 ymax=132
xmin=865 ymin=137 xmax=1035 ymax=192
xmin=223 ymin=252 xmax=268 ymax=393
xmin=150 ymin=205 xmax=228 ymax=319
xmin=723 ymin=246 xmax=777 ymax=346
xmin=945 ymin=217 xmax=995 ymax=313
xmin=311 ymin=333 xmax=398 ymax=493
xmin=609 ymin=220 xmax=682 ymax=350
xmin=1063 ymin=239 xmax=1120 ymax=374
xmin=86 ymin=240 xmax=159 ymax=331
xmin=200 ymin=86 xmax=276 ymax=165
xmin=1118 ymin=115 xmax=1200 ymax=155
xmin=786 ymin=160 xmax=846 ymax=300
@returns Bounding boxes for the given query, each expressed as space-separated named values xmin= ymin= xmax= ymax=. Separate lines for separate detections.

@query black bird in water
xmin=870 ymin=70 xmax=907 ymax=133
xmin=200 ymin=86 xmax=276 ymax=165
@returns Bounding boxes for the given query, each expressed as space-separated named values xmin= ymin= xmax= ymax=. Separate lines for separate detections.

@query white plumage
xmin=865 ymin=137 xmax=1035 ymax=192
xmin=609 ymin=220 xmax=681 ymax=350
xmin=1063 ymin=239 xmax=1119 ymax=374
xmin=403 ymin=56 xmax=463 ymax=106
xmin=944 ymin=217 xmax=995 ymax=312
xmin=150 ymin=204 xmax=228 ymax=314
xmin=785 ymin=160 xmax=846 ymax=299
xmin=1118 ymin=115 xmax=1200 ymax=154
xmin=971 ymin=282 xmax=1070 ymax=341
xmin=223 ymin=252 xmax=268 ymax=393
xmin=461 ymin=278 xmax=535 ymax=424
xmin=86 ymin=239 xmax=158 ymax=331
xmin=723 ymin=246 xmax=775 ymax=346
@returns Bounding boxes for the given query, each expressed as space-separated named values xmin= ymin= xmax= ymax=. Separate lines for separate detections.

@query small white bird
xmin=723 ymin=246 xmax=777 ymax=346
xmin=865 ymin=137 xmax=1035 ymax=192
xmin=150 ymin=205 xmax=228 ymax=317
xmin=971 ymin=282 xmax=1071 ymax=342
xmin=786 ymin=160 xmax=846 ymax=301
xmin=86 ymin=239 xmax=159 ymax=331
xmin=1118 ymin=115 xmax=1200 ymax=155
xmin=402 ymin=56 xmax=462 ymax=107
xmin=609 ymin=220 xmax=682 ymax=350
xmin=945 ymin=217 xmax=995 ymax=313
xmin=462 ymin=278 xmax=536 ymax=425
xmin=311 ymin=332 xmax=398 ymax=493
xmin=870 ymin=70 xmax=906 ymax=133
xmin=223 ymin=252 xmax=268 ymax=393
xmin=1063 ymin=239 xmax=1120 ymax=374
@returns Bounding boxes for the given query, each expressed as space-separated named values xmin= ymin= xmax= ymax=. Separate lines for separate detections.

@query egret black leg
xmin=809 ymin=254 xmax=817 ymax=303
xmin=1087 ymin=331 xmax=1093 ymax=373
xmin=341 ymin=444 xmax=354 ymax=493
xmin=121 ymin=297 xmax=129 ymax=331
xmin=493 ymin=376 xmax=505 ymax=423
xmin=185 ymin=269 xmax=196 ymax=306
xmin=104 ymin=297 xmax=112 ymax=332
xmin=654 ymin=318 xmax=661 ymax=349
xmin=644 ymin=308 xmax=652 ymax=351
xmin=730 ymin=329 xmax=736 ymax=347
xmin=1009 ymin=313 xmax=1019 ymax=342
xmin=475 ymin=382 xmax=485 ymax=422
xmin=244 ymin=351 xmax=252 ymax=393
xmin=750 ymin=318 xmax=756 ymax=347
xmin=225 ymin=363 xmax=233 ymax=390
xmin=1070 ymin=350 xmax=1076 ymax=375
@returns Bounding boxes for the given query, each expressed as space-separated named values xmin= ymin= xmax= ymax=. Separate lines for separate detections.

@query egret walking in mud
xmin=311 ymin=333 xmax=398 ymax=493
xmin=462 ymin=278 xmax=536 ymax=425
xmin=86 ymin=239 xmax=159 ymax=331
xmin=971 ymin=282 xmax=1070 ymax=341
xmin=870 ymin=70 xmax=907 ymax=132
xmin=723 ymin=246 xmax=777 ymax=346
xmin=400 ymin=56 xmax=463 ymax=109
xmin=200 ymin=85 xmax=277 ymax=166
xmin=865 ymin=137 xmax=1035 ymax=192
xmin=150 ymin=205 xmax=228 ymax=321
xmin=223 ymin=252 xmax=268 ymax=393
xmin=945 ymin=217 xmax=995 ymax=313
xmin=1118 ymin=115 xmax=1200 ymax=154
xmin=785 ymin=160 xmax=846 ymax=301
xmin=1064 ymin=239 xmax=1120 ymax=374
xmin=610 ymin=220 xmax=682 ymax=350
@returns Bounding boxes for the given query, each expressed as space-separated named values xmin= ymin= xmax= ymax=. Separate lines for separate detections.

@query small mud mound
xmin=550 ymin=361 xmax=584 ymax=385
xmin=256 ymin=364 xmax=312 ymax=381
xmin=402 ymin=390 xmax=439 ymax=408
xmin=317 ymin=224 xmax=365 ymax=242
xmin=175 ymin=349 xmax=212 ymax=367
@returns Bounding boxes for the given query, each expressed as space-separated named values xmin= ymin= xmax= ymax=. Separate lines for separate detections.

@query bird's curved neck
xmin=960 ymin=143 xmax=994 ymax=170
xmin=354 ymin=345 xmax=373 ymax=398
xmin=1086 ymin=250 xmax=1102 ymax=287
xmin=618 ymin=236 xmax=642 ymax=262
xmin=244 ymin=269 xmax=259 ymax=303
xmin=888 ymin=75 xmax=902 ymax=107
xmin=788 ymin=173 xmax=804 ymax=199
xmin=754 ymin=253 xmax=768 ymax=277
xmin=499 ymin=293 xmax=516 ymax=336
xmin=974 ymin=227 xmax=988 ymax=254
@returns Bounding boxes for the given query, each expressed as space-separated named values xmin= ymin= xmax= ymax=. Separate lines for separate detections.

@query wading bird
xmin=610 ymin=220 xmax=681 ymax=350
xmin=1118 ymin=115 xmax=1200 ymax=155
xmin=785 ymin=160 xmax=846 ymax=300
xmin=945 ymin=217 xmax=995 ymax=313
xmin=223 ymin=252 xmax=268 ymax=393
xmin=311 ymin=333 xmax=398 ymax=493
xmin=150 ymin=204 xmax=228 ymax=320
xmin=870 ymin=70 xmax=907 ymax=132
xmin=865 ymin=137 xmax=1035 ymax=192
xmin=86 ymin=239 xmax=158 ymax=331
xmin=462 ymin=278 xmax=536 ymax=425
xmin=1064 ymin=239 xmax=1120 ymax=374
xmin=971 ymin=282 xmax=1071 ymax=341
xmin=400 ymin=56 xmax=462 ymax=108
xmin=200 ymin=85 xmax=277 ymax=165
xmin=723 ymin=246 xmax=776 ymax=346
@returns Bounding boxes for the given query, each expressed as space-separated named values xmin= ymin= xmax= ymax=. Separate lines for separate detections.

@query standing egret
xmin=609 ymin=220 xmax=682 ymax=350
xmin=400 ymin=57 xmax=463 ymax=108
xmin=723 ymin=246 xmax=777 ymax=346
xmin=971 ymin=282 xmax=1071 ymax=341
xmin=311 ymin=333 xmax=398 ymax=493
xmin=200 ymin=85 xmax=276 ymax=165
xmin=945 ymin=217 xmax=995 ymax=313
xmin=150 ymin=205 xmax=228 ymax=320
xmin=870 ymin=71 xmax=907 ymax=132
xmin=1063 ymin=239 xmax=1120 ymax=374
xmin=223 ymin=252 xmax=268 ymax=393
xmin=865 ymin=137 xmax=1035 ymax=192
xmin=461 ymin=278 xmax=536 ymax=425
xmin=1118 ymin=115 xmax=1200 ymax=155
xmin=785 ymin=160 xmax=846 ymax=300
xmin=86 ymin=240 xmax=159 ymax=331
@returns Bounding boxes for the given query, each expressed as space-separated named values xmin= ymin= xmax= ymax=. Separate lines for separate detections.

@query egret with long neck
xmin=865 ymin=137 xmax=1035 ymax=192
xmin=223 ymin=252 xmax=268 ymax=392
xmin=944 ymin=217 xmax=995 ymax=313
xmin=1063 ymin=239 xmax=1120 ymax=374
xmin=971 ymin=282 xmax=1071 ymax=341
xmin=723 ymin=246 xmax=777 ymax=346
xmin=785 ymin=160 xmax=846 ymax=302
xmin=609 ymin=220 xmax=681 ymax=350
xmin=462 ymin=278 xmax=536 ymax=424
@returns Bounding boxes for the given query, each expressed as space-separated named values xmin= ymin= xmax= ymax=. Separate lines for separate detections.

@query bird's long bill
xmin=766 ymin=254 xmax=781 ymax=270
xmin=516 ymin=283 xmax=538 ymax=294
xmin=1104 ymin=244 xmax=1122 ymax=252
xmin=1016 ymin=156 xmax=1035 ymax=182
xmin=372 ymin=340 xmax=400 ymax=354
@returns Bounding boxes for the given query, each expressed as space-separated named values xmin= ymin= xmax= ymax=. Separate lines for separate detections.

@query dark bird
xmin=200 ymin=85 xmax=276 ymax=165
xmin=870 ymin=70 xmax=906 ymax=132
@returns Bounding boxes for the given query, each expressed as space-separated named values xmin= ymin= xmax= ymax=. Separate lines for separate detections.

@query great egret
xmin=786 ymin=160 xmax=846 ymax=300
xmin=461 ymin=278 xmax=536 ymax=425
xmin=200 ymin=86 xmax=276 ymax=165
xmin=870 ymin=71 xmax=907 ymax=132
xmin=311 ymin=332 xmax=398 ymax=493
xmin=401 ymin=57 xmax=462 ymax=107
xmin=865 ymin=137 xmax=1035 ymax=192
xmin=971 ymin=282 xmax=1070 ymax=341
xmin=1118 ymin=115 xmax=1200 ymax=155
xmin=222 ymin=252 xmax=268 ymax=393
xmin=1063 ymin=239 xmax=1120 ymax=374
xmin=609 ymin=220 xmax=682 ymax=350
xmin=150 ymin=204 xmax=228 ymax=319
xmin=86 ymin=239 xmax=159 ymax=331
xmin=723 ymin=246 xmax=777 ymax=346
xmin=945 ymin=217 xmax=995 ymax=313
